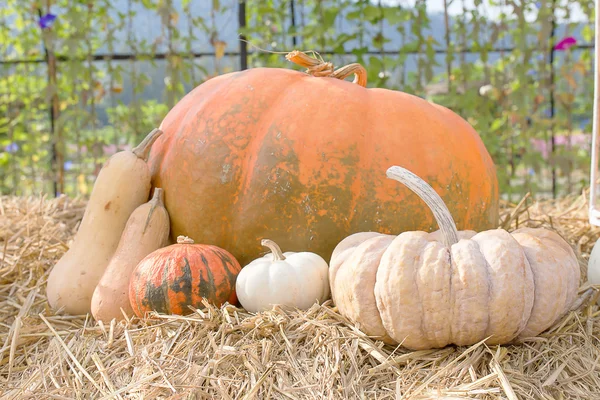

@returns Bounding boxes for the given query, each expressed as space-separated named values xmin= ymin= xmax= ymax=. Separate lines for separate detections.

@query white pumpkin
xmin=236 ymin=239 xmax=330 ymax=313
xmin=588 ymin=238 xmax=600 ymax=294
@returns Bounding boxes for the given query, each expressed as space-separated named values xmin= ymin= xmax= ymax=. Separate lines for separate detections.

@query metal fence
xmin=0 ymin=0 xmax=595 ymax=200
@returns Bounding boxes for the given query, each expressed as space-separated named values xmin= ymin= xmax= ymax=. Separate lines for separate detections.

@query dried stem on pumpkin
xmin=142 ymin=188 xmax=167 ymax=234
xmin=176 ymin=235 xmax=195 ymax=244
xmin=285 ymin=50 xmax=368 ymax=87
xmin=261 ymin=239 xmax=286 ymax=261
xmin=386 ymin=166 xmax=460 ymax=247
xmin=132 ymin=128 xmax=164 ymax=161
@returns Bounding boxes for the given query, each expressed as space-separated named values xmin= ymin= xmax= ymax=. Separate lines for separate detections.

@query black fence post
xmin=549 ymin=0 xmax=557 ymax=198
xmin=239 ymin=1 xmax=248 ymax=70
xmin=290 ymin=0 xmax=297 ymax=47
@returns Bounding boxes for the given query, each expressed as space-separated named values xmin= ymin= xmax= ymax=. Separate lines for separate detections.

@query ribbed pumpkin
xmin=128 ymin=236 xmax=241 ymax=317
xmin=148 ymin=51 xmax=499 ymax=266
xmin=330 ymin=166 xmax=580 ymax=350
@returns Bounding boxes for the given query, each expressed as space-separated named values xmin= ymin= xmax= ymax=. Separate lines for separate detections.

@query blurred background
xmin=0 ymin=0 xmax=595 ymax=202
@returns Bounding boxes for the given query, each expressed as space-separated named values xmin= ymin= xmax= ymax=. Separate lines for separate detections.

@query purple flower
xmin=554 ymin=36 xmax=577 ymax=51
xmin=39 ymin=13 xmax=57 ymax=29
xmin=64 ymin=160 xmax=74 ymax=171
xmin=535 ymin=1 xmax=542 ymax=9
xmin=527 ymin=69 xmax=537 ymax=76
xmin=4 ymin=143 xmax=18 ymax=153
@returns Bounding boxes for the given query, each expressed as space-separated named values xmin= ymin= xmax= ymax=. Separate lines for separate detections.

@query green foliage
xmin=0 ymin=0 xmax=595 ymax=201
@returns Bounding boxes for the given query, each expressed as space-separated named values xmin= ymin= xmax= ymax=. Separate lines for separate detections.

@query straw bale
xmin=0 ymin=193 xmax=599 ymax=399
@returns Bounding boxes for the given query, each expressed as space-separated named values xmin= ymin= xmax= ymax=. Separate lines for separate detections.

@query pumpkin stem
xmin=177 ymin=236 xmax=195 ymax=245
xmin=143 ymin=188 xmax=167 ymax=234
xmin=261 ymin=239 xmax=286 ymax=261
xmin=386 ymin=166 xmax=460 ymax=247
xmin=132 ymin=128 xmax=164 ymax=161
xmin=151 ymin=187 xmax=165 ymax=204
xmin=331 ymin=64 xmax=368 ymax=87
xmin=285 ymin=50 xmax=367 ymax=88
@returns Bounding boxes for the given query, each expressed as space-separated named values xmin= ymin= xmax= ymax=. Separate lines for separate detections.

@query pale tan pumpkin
xmin=329 ymin=166 xmax=580 ymax=350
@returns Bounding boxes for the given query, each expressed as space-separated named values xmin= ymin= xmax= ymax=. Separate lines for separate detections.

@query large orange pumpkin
xmin=148 ymin=51 xmax=499 ymax=266
xmin=128 ymin=236 xmax=241 ymax=317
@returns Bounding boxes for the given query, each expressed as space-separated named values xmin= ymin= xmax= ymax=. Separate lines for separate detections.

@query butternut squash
xmin=91 ymin=188 xmax=170 ymax=323
xmin=46 ymin=128 xmax=163 ymax=315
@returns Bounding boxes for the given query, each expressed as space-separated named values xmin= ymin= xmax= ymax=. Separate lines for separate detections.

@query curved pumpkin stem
xmin=261 ymin=239 xmax=286 ymax=261
xmin=386 ymin=166 xmax=459 ymax=248
xmin=285 ymin=50 xmax=367 ymax=87
xmin=132 ymin=128 xmax=164 ymax=161
xmin=330 ymin=64 xmax=368 ymax=87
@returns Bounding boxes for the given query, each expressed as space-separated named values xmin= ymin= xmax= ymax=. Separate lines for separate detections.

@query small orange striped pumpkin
xmin=129 ymin=235 xmax=241 ymax=317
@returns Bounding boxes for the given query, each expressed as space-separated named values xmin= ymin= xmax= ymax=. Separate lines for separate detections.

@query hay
xmin=1 ymin=193 xmax=599 ymax=399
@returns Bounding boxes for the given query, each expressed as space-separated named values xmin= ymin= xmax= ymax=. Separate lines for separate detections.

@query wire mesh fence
xmin=0 ymin=0 xmax=595 ymax=201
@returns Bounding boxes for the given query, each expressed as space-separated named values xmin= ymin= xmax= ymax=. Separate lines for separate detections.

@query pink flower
xmin=103 ymin=144 xmax=118 ymax=155
xmin=554 ymin=37 xmax=577 ymax=51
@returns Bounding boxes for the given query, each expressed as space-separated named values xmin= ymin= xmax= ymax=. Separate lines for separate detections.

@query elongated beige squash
xmin=46 ymin=128 xmax=163 ymax=315
xmin=330 ymin=166 xmax=580 ymax=350
xmin=91 ymin=188 xmax=170 ymax=323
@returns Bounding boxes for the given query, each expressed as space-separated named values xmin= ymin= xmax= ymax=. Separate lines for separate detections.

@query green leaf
xmin=383 ymin=7 xmax=406 ymax=25
xmin=322 ymin=8 xmax=339 ymax=30
xmin=140 ymin=0 xmax=155 ymax=9
xmin=582 ymin=25 xmax=593 ymax=42
xmin=346 ymin=10 xmax=362 ymax=20
xmin=363 ymin=5 xmax=381 ymax=21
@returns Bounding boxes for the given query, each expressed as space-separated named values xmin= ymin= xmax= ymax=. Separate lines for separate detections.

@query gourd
xmin=147 ymin=50 xmax=499 ymax=267
xmin=46 ymin=128 xmax=163 ymax=315
xmin=329 ymin=166 xmax=580 ymax=350
xmin=587 ymin=240 xmax=600 ymax=305
xmin=128 ymin=236 xmax=241 ymax=317
xmin=587 ymin=239 xmax=600 ymax=286
xmin=236 ymin=239 xmax=330 ymax=313
xmin=91 ymin=188 xmax=170 ymax=323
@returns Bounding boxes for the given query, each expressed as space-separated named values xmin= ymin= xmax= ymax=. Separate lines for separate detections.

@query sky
xmin=379 ymin=0 xmax=589 ymax=22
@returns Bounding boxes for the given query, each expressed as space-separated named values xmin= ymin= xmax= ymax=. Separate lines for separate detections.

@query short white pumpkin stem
xmin=177 ymin=236 xmax=195 ymax=245
xmin=261 ymin=239 xmax=286 ymax=261
xmin=386 ymin=166 xmax=460 ymax=247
